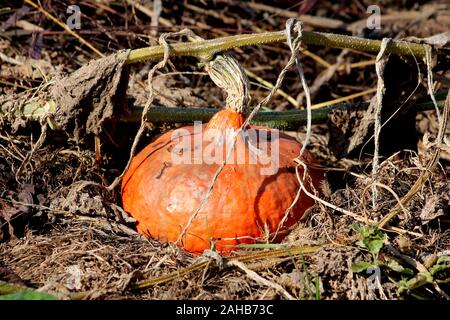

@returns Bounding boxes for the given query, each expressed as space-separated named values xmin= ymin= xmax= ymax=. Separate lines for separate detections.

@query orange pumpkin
xmin=121 ymin=55 xmax=324 ymax=254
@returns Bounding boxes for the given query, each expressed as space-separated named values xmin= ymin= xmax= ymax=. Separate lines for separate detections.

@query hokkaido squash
xmin=121 ymin=55 xmax=324 ymax=254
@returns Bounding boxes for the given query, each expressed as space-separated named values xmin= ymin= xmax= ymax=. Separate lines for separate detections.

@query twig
xmin=0 ymin=52 xmax=23 ymax=65
xmin=125 ymin=0 xmax=172 ymax=28
xmin=311 ymin=88 xmax=377 ymax=109
xmin=300 ymin=48 xmax=331 ymax=68
xmin=226 ymin=260 xmax=295 ymax=300
xmin=184 ymin=2 xmax=236 ymax=25
xmin=245 ymin=2 xmax=344 ymax=29
xmin=298 ymin=50 xmax=348 ymax=104
xmin=337 ymin=59 xmax=376 ymax=71
xmin=245 ymin=69 xmax=300 ymax=108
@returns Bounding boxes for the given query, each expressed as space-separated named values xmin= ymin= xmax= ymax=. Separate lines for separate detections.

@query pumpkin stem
xmin=205 ymin=54 xmax=251 ymax=114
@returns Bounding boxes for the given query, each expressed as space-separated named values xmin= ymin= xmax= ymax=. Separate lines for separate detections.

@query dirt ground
xmin=0 ymin=0 xmax=449 ymax=300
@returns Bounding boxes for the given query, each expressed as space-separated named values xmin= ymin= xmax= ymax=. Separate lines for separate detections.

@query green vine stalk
xmin=123 ymin=93 xmax=446 ymax=130
xmin=119 ymin=30 xmax=435 ymax=64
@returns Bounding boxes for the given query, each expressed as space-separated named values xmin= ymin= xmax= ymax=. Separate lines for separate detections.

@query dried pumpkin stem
xmin=205 ymin=54 xmax=251 ymax=113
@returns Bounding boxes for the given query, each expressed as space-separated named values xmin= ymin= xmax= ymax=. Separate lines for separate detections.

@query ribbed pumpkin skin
xmin=121 ymin=110 xmax=324 ymax=254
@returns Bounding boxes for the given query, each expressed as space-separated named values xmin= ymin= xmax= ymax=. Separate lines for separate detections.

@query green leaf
xmin=350 ymin=224 xmax=362 ymax=234
xmin=429 ymin=256 xmax=450 ymax=276
xmin=397 ymin=271 xmax=433 ymax=293
xmin=385 ymin=260 xmax=414 ymax=275
xmin=351 ymin=260 xmax=381 ymax=273
xmin=351 ymin=224 xmax=386 ymax=255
